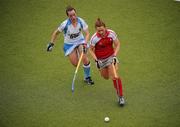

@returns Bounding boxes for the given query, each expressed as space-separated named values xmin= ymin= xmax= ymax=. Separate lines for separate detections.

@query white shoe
xmin=119 ymin=96 xmax=125 ymax=106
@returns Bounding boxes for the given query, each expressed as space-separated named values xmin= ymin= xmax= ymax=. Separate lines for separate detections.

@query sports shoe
xmin=84 ymin=77 xmax=94 ymax=85
xmin=118 ymin=96 xmax=125 ymax=106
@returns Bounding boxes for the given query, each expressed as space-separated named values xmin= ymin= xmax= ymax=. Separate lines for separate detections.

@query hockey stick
xmin=112 ymin=62 xmax=118 ymax=78
xmin=112 ymin=62 xmax=120 ymax=96
xmin=71 ymin=51 xmax=84 ymax=92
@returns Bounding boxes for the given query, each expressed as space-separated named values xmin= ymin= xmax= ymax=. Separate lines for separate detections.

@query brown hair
xmin=66 ymin=5 xmax=76 ymax=16
xmin=95 ymin=18 xmax=106 ymax=28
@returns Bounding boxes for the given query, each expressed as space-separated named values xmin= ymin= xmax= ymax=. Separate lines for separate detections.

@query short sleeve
xmin=58 ymin=20 xmax=67 ymax=32
xmin=108 ymin=30 xmax=117 ymax=41
xmin=78 ymin=17 xmax=88 ymax=31
xmin=90 ymin=33 xmax=98 ymax=46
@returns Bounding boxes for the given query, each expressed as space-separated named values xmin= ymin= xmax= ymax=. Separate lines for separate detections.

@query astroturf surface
xmin=0 ymin=0 xmax=180 ymax=127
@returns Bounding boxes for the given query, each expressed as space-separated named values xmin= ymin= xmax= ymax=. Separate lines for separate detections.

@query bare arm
xmin=89 ymin=45 xmax=98 ymax=61
xmin=47 ymin=28 xmax=61 ymax=51
xmin=83 ymin=28 xmax=90 ymax=44
xmin=113 ymin=38 xmax=120 ymax=56
xmin=50 ymin=29 xmax=60 ymax=44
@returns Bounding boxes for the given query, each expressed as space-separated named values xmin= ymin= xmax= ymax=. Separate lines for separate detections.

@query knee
xmin=71 ymin=62 xmax=78 ymax=67
xmin=104 ymin=77 xmax=109 ymax=80
xmin=111 ymin=76 xmax=117 ymax=80
xmin=102 ymin=75 xmax=109 ymax=80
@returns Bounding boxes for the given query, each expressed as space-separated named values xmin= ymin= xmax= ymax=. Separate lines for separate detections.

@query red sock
xmin=113 ymin=78 xmax=123 ymax=96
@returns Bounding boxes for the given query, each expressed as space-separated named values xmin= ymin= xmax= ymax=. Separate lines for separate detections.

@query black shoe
xmin=84 ymin=77 xmax=94 ymax=85
xmin=118 ymin=96 xmax=125 ymax=106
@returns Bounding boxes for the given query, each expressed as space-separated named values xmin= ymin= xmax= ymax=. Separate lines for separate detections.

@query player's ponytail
xmin=95 ymin=18 xmax=106 ymax=28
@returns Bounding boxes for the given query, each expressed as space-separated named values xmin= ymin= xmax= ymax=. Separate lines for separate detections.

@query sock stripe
xmin=83 ymin=62 xmax=90 ymax=68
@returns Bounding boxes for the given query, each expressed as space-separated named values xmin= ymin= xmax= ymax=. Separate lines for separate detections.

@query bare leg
xmin=108 ymin=64 xmax=118 ymax=79
xmin=68 ymin=49 xmax=79 ymax=67
xmin=77 ymin=45 xmax=89 ymax=65
xmin=76 ymin=45 xmax=94 ymax=84
xmin=100 ymin=68 xmax=109 ymax=79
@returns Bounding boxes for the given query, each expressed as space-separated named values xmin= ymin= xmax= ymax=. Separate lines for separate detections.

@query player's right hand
xmin=95 ymin=60 xmax=102 ymax=69
xmin=47 ymin=42 xmax=54 ymax=51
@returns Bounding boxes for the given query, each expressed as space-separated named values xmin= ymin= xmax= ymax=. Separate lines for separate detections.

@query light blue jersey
xmin=58 ymin=17 xmax=88 ymax=56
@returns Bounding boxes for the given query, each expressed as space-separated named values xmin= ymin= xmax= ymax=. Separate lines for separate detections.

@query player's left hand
xmin=113 ymin=56 xmax=118 ymax=65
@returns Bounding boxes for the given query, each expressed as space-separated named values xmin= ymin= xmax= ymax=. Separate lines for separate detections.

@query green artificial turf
xmin=0 ymin=0 xmax=180 ymax=127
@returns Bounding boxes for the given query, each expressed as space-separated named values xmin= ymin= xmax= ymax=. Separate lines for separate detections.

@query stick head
xmin=71 ymin=84 xmax=75 ymax=93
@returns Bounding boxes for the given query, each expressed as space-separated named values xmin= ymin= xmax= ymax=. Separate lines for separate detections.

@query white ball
xmin=104 ymin=117 xmax=110 ymax=122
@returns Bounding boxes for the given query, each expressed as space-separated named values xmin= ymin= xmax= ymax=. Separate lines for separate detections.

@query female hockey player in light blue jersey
xmin=47 ymin=5 xmax=94 ymax=85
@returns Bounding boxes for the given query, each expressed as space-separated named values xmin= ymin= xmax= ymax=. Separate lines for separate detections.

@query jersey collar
xmin=96 ymin=30 xmax=109 ymax=38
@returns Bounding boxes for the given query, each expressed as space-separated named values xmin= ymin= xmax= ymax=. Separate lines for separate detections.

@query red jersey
xmin=90 ymin=29 xmax=117 ymax=59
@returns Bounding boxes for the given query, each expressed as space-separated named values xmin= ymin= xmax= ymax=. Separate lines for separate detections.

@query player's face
xmin=67 ymin=10 xmax=77 ymax=23
xmin=96 ymin=26 xmax=106 ymax=37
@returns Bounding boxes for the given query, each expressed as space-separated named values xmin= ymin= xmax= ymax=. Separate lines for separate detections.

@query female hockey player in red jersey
xmin=89 ymin=18 xmax=125 ymax=106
